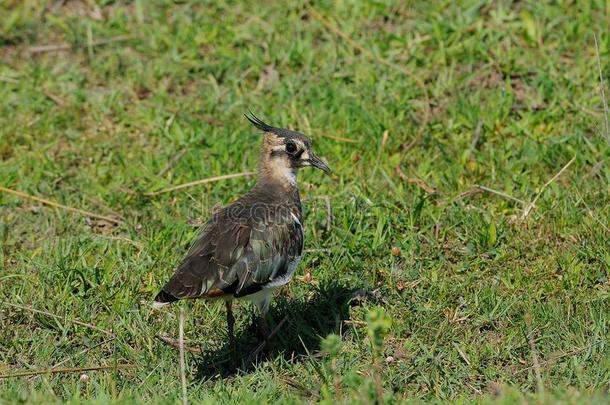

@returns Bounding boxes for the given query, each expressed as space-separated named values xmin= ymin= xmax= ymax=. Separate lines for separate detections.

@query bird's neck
xmin=253 ymin=163 xmax=301 ymax=211
xmin=257 ymin=159 xmax=297 ymax=187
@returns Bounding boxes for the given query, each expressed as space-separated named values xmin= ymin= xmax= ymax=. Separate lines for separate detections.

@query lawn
xmin=1 ymin=0 xmax=610 ymax=403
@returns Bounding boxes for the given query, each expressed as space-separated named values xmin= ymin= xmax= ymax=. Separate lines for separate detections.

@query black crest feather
xmin=244 ymin=111 xmax=275 ymax=133
xmin=244 ymin=111 xmax=304 ymax=139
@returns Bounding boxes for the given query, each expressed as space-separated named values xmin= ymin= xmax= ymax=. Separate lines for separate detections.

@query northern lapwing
xmin=152 ymin=113 xmax=331 ymax=343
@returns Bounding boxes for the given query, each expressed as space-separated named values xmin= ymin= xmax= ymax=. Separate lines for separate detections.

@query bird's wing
xmin=157 ymin=213 xmax=248 ymax=300
xmin=232 ymin=217 xmax=303 ymax=297
xmin=157 ymin=207 xmax=303 ymax=301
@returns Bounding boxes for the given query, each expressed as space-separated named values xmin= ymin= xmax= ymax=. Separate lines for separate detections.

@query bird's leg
xmin=256 ymin=295 xmax=271 ymax=345
xmin=257 ymin=314 xmax=269 ymax=343
xmin=245 ymin=313 xmax=270 ymax=367
xmin=225 ymin=300 xmax=235 ymax=345
xmin=244 ymin=295 xmax=273 ymax=367
xmin=245 ymin=314 xmax=288 ymax=367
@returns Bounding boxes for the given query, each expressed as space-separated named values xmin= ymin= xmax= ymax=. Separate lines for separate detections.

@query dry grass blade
xmin=42 ymin=87 xmax=66 ymax=106
xmin=454 ymin=343 xmax=471 ymax=366
xmin=469 ymin=120 xmax=483 ymax=151
xmin=29 ymin=42 xmax=71 ymax=53
xmin=572 ymin=187 xmax=610 ymax=234
xmin=29 ymin=35 xmax=134 ymax=53
xmin=26 ymin=337 xmax=117 ymax=382
xmin=318 ymin=133 xmax=359 ymax=143
xmin=408 ymin=178 xmax=437 ymax=194
xmin=156 ymin=335 xmax=202 ymax=354
xmin=145 ymin=172 xmax=254 ymax=196
xmin=82 ymin=195 xmax=126 ymax=221
xmin=583 ymin=160 xmax=604 ymax=180
xmin=92 ymin=235 xmax=143 ymax=251
xmin=1 ymin=302 xmax=114 ymax=337
xmin=0 ymin=364 xmax=135 ymax=379
xmin=475 ymin=185 xmax=527 ymax=206
xmin=522 ymin=156 xmax=576 ymax=219
xmin=157 ymin=149 xmax=188 ymax=177
xmin=594 ymin=34 xmax=610 ymax=145
xmin=322 ymin=195 xmax=332 ymax=232
xmin=179 ymin=308 xmax=188 ymax=405
xmin=585 ymin=209 xmax=610 ymax=234
xmin=0 ymin=76 xmax=19 ymax=84
xmin=516 ymin=339 xmax=604 ymax=375
xmin=50 ymin=337 xmax=116 ymax=370
xmin=454 ymin=187 xmax=484 ymax=200
xmin=372 ymin=130 xmax=389 ymax=177
xmin=281 ymin=376 xmax=320 ymax=399
xmin=525 ymin=314 xmax=544 ymax=393
xmin=0 ymin=186 xmax=122 ymax=225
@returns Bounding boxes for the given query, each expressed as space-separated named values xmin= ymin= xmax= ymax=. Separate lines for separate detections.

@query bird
xmin=152 ymin=113 xmax=331 ymax=344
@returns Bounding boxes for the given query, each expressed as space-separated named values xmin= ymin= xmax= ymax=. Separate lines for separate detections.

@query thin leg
xmin=245 ymin=314 xmax=270 ymax=367
xmin=245 ymin=315 xmax=288 ymax=367
xmin=245 ymin=294 xmax=272 ymax=367
xmin=253 ymin=293 xmax=271 ymax=342
xmin=257 ymin=315 xmax=269 ymax=342
xmin=225 ymin=300 xmax=235 ymax=342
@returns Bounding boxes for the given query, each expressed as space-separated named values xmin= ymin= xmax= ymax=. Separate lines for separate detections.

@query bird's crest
xmin=245 ymin=111 xmax=304 ymax=139
xmin=245 ymin=111 xmax=274 ymax=132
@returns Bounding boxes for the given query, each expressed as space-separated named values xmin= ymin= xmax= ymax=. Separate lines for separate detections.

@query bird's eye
xmin=285 ymin=142 xmax=297 ymax=154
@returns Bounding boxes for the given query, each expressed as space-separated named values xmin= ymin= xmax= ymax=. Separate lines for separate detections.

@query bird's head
xmin=246 ymin=113 xmax=331 ymax=185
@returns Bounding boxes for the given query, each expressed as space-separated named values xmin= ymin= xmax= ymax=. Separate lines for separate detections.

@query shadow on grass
xmin=194 ymin=281 xmax=356 ymax=380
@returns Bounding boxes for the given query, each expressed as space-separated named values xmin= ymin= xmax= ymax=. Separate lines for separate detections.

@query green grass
xmin=1 ymin=0 xmax=610 ymax=403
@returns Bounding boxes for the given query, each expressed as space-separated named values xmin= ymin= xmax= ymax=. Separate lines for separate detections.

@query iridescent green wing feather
xmin=158 ymin=203 xmax=303 ymax=301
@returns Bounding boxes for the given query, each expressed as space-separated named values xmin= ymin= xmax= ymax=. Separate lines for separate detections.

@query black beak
xmin=308 ymin=153 xmax=331 ymax=174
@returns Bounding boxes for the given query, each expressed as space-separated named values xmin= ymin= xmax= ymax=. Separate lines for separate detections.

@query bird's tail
xmin=151 ymin=289 xmax=179 ymax=309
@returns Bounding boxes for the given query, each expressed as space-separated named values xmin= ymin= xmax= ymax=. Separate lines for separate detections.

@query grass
xmin=1 ymin=0 xmax=610 ymax=403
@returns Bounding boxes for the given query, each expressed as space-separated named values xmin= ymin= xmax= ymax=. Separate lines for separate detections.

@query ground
xmin=1 ymin=0 xmax=610 ymax=404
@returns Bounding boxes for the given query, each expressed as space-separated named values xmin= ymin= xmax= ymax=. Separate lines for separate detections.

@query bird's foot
xmin=244 ymin=316 xmax=288 ymax=367
xmin=257 ymin=316 xmax=270 ymax=342
xmin=225 ymin=300 xmax=236 ymax=354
